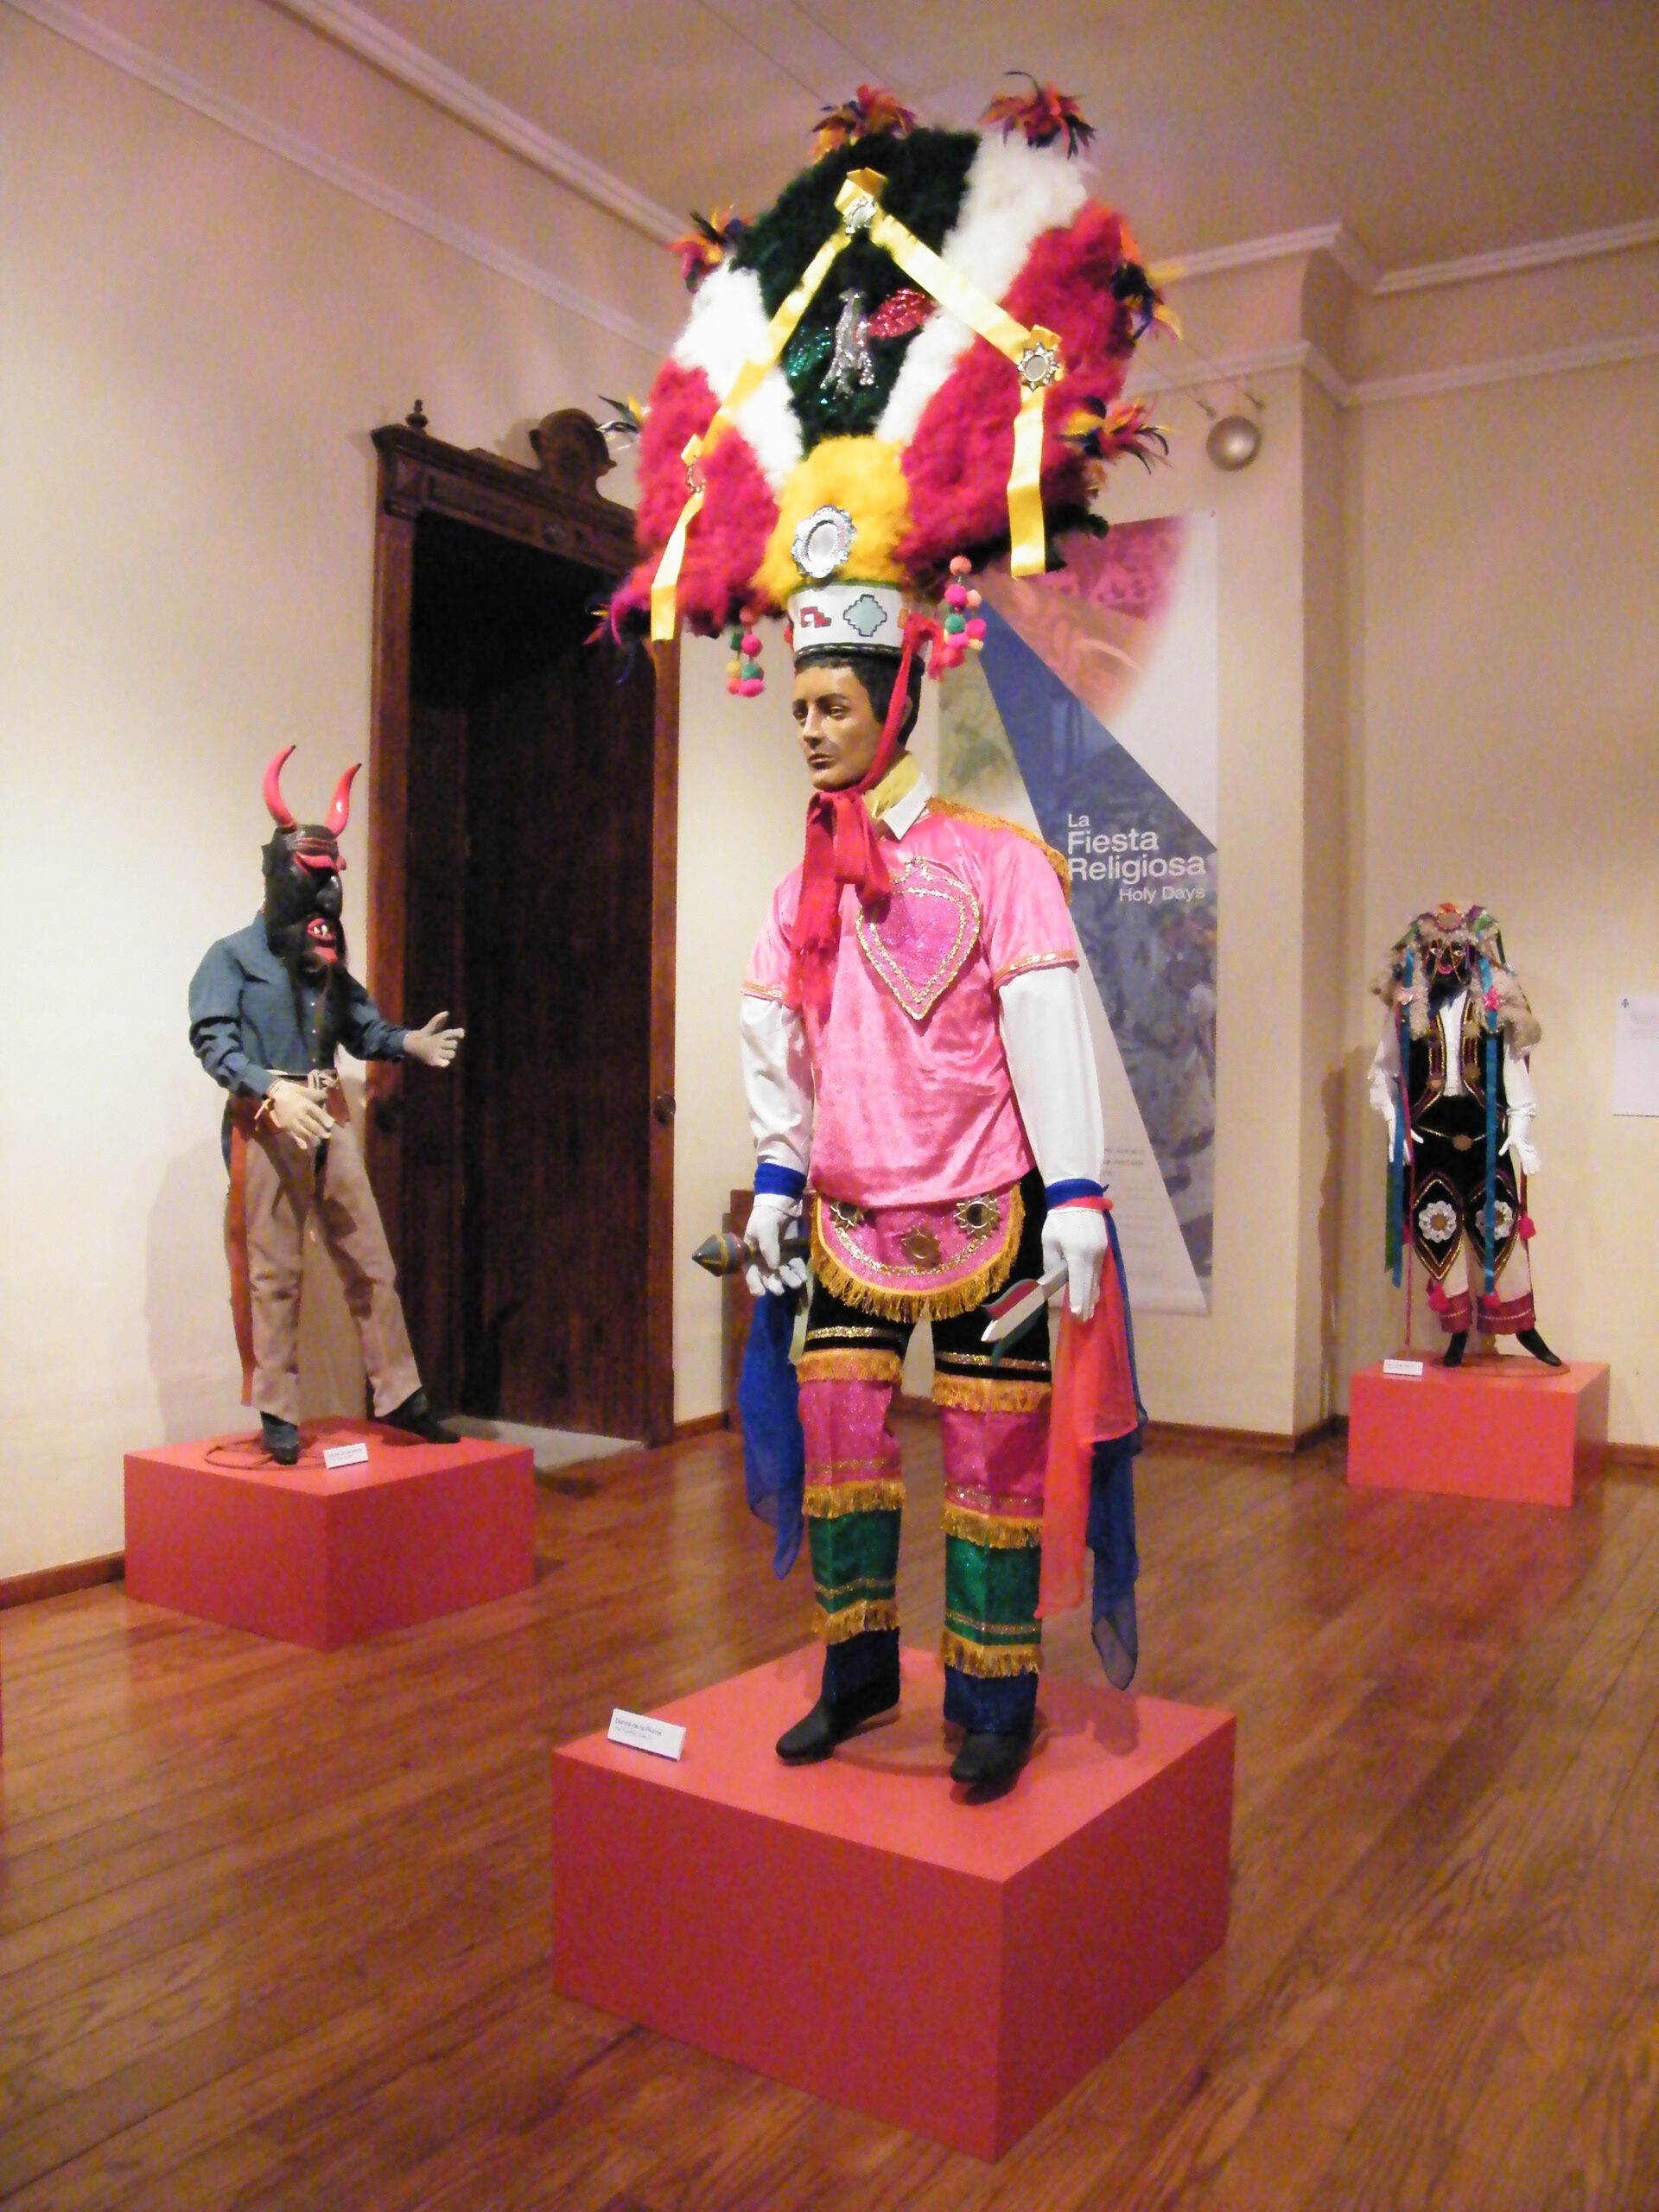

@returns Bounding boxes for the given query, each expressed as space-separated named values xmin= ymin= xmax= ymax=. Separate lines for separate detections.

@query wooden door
xmin=365 ymin=413 xmax=677 ymax=1443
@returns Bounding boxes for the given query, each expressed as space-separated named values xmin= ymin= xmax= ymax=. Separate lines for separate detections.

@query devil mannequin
xmin=188 ymin=747 xmax=464 ymax=1462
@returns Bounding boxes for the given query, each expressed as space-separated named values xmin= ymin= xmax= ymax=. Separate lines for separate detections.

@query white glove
xmin=404 ymin=1010 xmax=465 ymax=1069
xmin=1042 ymin=1204 xmax=1108 ymax=1321
xmin=1368 ymin=1071 xmax=1414 ymax=1153
xmin=263 ymin=1077 xmax=334 ymax=1149
xmin=1504 ymin=1114 xmax=1541 ymax=1178
xmin=744 ymin=1192 xmax=807 ymax=1299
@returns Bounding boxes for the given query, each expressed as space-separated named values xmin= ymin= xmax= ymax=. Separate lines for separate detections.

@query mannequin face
xmin=791 ymin=662 xmax=893 ymax=791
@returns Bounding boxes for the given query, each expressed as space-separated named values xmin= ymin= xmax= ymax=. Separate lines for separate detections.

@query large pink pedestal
xmin=124 ymin=1420 xmax=534 ymax=1648
xmin=549 ymin=1645 xmax=1235 ymax=2159
xmin=1347 ymin=1357 xmax=1609 ymax=1506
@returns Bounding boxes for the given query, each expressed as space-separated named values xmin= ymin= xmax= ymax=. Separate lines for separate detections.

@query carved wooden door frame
xmin=364 ymin=411 xmax=677 ymax=1445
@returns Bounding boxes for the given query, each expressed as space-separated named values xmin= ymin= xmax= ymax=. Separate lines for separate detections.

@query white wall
xmin=4 ymin=1 xmax=1656 ymax=1580
xmin=0 ymin=2 xmax=679 ymax=1575
xmin=1338 ymin=353 xmax=1659 ymax=1440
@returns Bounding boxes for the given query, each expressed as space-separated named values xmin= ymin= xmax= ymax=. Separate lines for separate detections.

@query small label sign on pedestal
xmin=607 ymin=1709 xmax=686 ymax=1761
xmin=323 ymin=1440 xmax=372 ymax=1469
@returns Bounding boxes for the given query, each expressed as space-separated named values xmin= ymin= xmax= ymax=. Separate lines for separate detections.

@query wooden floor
xmin=3 ymin=1419 xmax=1658 ymax=2209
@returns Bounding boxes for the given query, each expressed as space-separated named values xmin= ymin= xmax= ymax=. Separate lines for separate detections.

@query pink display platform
xmin=124 ymin=1419 xmax=534 ymax=1649
xmin=1347 ymin=1357 xmax=1609 ymax=1506
xmin=550 ymin=1645 xmax=1235 ymax=2159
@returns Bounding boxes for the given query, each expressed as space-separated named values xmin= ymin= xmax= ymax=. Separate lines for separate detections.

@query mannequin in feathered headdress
xmin=1370 ymin=902 xmax=1561 ymax=1367
xmin=628 ymin=81 xmax=1166 ymax=1795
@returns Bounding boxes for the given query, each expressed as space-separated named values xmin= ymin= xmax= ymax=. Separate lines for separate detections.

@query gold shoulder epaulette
xmin=925 ymin=798 xmax=1071 ymax=906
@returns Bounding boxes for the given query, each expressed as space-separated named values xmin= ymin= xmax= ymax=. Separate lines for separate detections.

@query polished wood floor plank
xmin=3 ymin=1418 xmax=1659 ymax=2209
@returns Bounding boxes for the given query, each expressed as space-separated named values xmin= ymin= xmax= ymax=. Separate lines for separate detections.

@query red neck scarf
xmin=788 ymin=614 xmax=938 ymax=1017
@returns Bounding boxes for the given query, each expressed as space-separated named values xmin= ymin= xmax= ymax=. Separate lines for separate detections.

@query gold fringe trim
xmin=817 ymin=1599 xmax=901 ymax=1643
xmin=797 ymin=1348 xmax=905 ymax=1388
xmin=942 ymin=1503 xmax=1043 ymax=1548
xmin=810 ymin=1187 xmax=1023 ymax=1324
xmin=926 ymin=800 xmax=1071 ymax=906
xmin=803 ymin=1478 xmax=906 ymax=1520
xmin=940 ymin=1629 xmax=1043 ymax=1678
xmin=932 ymin=1375 xmax=1052 ymax=1414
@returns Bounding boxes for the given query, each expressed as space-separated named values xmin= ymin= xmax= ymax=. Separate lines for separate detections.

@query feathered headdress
xmin=1373 ymin=902 xmax=1541 ymax=1053
xmin=609 ymin=83 xmax=1166 ymax=660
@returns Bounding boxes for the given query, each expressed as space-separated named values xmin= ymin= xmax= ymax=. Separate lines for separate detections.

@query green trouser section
xmin=808 ymin=1506 xmax=902 ymax=1639
xmin=943 ymin=1532 xmax=1043 ymax=1673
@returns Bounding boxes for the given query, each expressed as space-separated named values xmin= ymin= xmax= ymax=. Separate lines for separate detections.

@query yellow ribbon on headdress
xmin=651 ymin=219 xmax=860 ymax=638
xmin=650 ymin=168 xmax=1065 ymax=639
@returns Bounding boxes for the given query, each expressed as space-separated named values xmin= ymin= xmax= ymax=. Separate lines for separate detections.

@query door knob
xmin=652 ymin=1090 xmax=677 ymax=1125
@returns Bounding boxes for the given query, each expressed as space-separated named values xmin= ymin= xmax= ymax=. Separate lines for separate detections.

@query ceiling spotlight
xmin=1205 ymin=413 xmax=1262 ymax=471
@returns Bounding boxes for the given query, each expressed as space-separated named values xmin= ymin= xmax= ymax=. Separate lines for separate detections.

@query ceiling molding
xmin=1128 ymin=327 xmax=1659 ymax=414
xmin=1352 ymin=329 xmax=1659 ymax=407
xmin=272 ymin=0 xmax=684 ymax=245
xmin=8 ymin=0 xmax=675 ymax=354
xmin=1152 ymin=223 xmax=1379 ymax=296
xmin=1374 ymin=215 xmax=1659 ymax=296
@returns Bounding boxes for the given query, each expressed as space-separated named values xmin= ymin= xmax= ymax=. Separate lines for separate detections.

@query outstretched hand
xmin=405 ymin=1011 xmax=465 ymax=1070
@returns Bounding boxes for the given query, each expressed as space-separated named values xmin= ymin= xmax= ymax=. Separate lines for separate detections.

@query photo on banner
xmin=939 ymin=515 xmax=1219 ymax=1313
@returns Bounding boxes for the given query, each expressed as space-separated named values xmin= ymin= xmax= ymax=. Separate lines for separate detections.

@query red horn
xmin=263 ymin=743 xmax=297 ymax=829
xmin=327 ymin=762 xmax=361 ymax=838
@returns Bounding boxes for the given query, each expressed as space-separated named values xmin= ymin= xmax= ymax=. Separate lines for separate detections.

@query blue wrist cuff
xmin=1046 ymin=1177 xmax=1104 ymax=1209
xmin=754 ymin=1161 xmax=807 ymax=1200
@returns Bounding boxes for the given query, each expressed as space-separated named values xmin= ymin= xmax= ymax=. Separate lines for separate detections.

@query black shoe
xmin=775 ymin=1675 xmax=900 ymax=1764
xmin=949 ymin=1728 xmax=1032 ymax=1797
xmin=1517 ymin=1327 xmax=1566 ymax=1370
xmin=1093 ymin=1591 xmax=1140 ymax=1691
xmin=1442 ymin=1330 xmax=1469 ymax=1370
xmin=383 ymin=1390 xmax=459 ymax=1445
xmin=260 ymin=1413 xmax=300 ymax=1466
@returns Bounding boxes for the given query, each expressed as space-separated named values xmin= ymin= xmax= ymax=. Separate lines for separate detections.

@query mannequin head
xmin=791 ymin=650 xmax=921 ymax=791
xmin=260 ymin=746 xmax=359 ymax=976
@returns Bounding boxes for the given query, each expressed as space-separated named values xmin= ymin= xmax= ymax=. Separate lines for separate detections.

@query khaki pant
xmin=238 ymin=1116 xmax=421 ymax=1424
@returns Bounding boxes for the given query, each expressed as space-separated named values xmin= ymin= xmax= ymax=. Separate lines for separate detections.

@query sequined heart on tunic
xmin=855 ymin=855 xmax=981 ymax=1021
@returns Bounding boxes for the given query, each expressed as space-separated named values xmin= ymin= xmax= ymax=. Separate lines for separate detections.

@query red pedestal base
xmin=549 ymin=1646 xmax=1235 ymax=2159
xmin=124 ymin=1420 xmax=535 ymax=1648
xmin=1347 ymin=1357 xmax=1609 ymax=1506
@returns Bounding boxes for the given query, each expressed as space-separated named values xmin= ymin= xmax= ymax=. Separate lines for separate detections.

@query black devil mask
xmin=260 ymin=744 xmax=359 ymax=974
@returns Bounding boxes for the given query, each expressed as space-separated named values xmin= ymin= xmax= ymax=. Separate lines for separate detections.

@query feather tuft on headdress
xmin=982 ymin=75 xmax=1095 ymax=156
xmin=812 ymin=84 xmax=917 ymax=158
xmin=1061 ymin=397 xmax=1167 ymax=470
xmin=671 ymin=207 xmax=747 ymax=291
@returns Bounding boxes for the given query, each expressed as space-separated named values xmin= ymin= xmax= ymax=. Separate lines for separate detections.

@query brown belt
xmin=226 ymin=1081 xmax=351 ymax=1405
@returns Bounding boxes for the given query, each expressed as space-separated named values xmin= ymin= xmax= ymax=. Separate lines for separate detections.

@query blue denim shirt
xmin=189 ymin=915 xmax=406 ymax=1158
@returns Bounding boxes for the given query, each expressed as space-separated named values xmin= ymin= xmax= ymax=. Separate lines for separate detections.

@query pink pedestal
xmin=124 ymin=1420 xmax=535 ymax=1648
xmin=1347 ymin=1357 xmax=1609 ymax=1506
xmin=550 ymin=1646 xmax=1235 ymax=2159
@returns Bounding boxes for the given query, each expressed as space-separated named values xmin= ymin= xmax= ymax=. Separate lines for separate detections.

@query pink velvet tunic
xmin=744 ymin=806 xmax=1077 ymax=1209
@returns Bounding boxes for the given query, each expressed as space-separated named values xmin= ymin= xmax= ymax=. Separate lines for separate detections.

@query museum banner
xmin=939 ymin=515 xmax=1218 ymax=1313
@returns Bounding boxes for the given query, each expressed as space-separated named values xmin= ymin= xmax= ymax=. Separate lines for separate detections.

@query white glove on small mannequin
xmin=1043 ymin=1204 xmax=1107 ymax=1321
xmin=1367 ymin=1068 xmax=1415 ymax=1154
xmin=263 ymin=1076 xmax=334 ymax=1149
xmin=1503 ymin=1111 xmax=1542 ymax=1178
xmin=744 ymin=1192 xmax=808 ymax=1300
xmin=404 ymin=1009 xmax=465 ymax=1068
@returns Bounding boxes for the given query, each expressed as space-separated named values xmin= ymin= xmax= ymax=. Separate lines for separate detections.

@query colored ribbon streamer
xmin=1480 ymin=952 xmax=1498 ymax=1294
